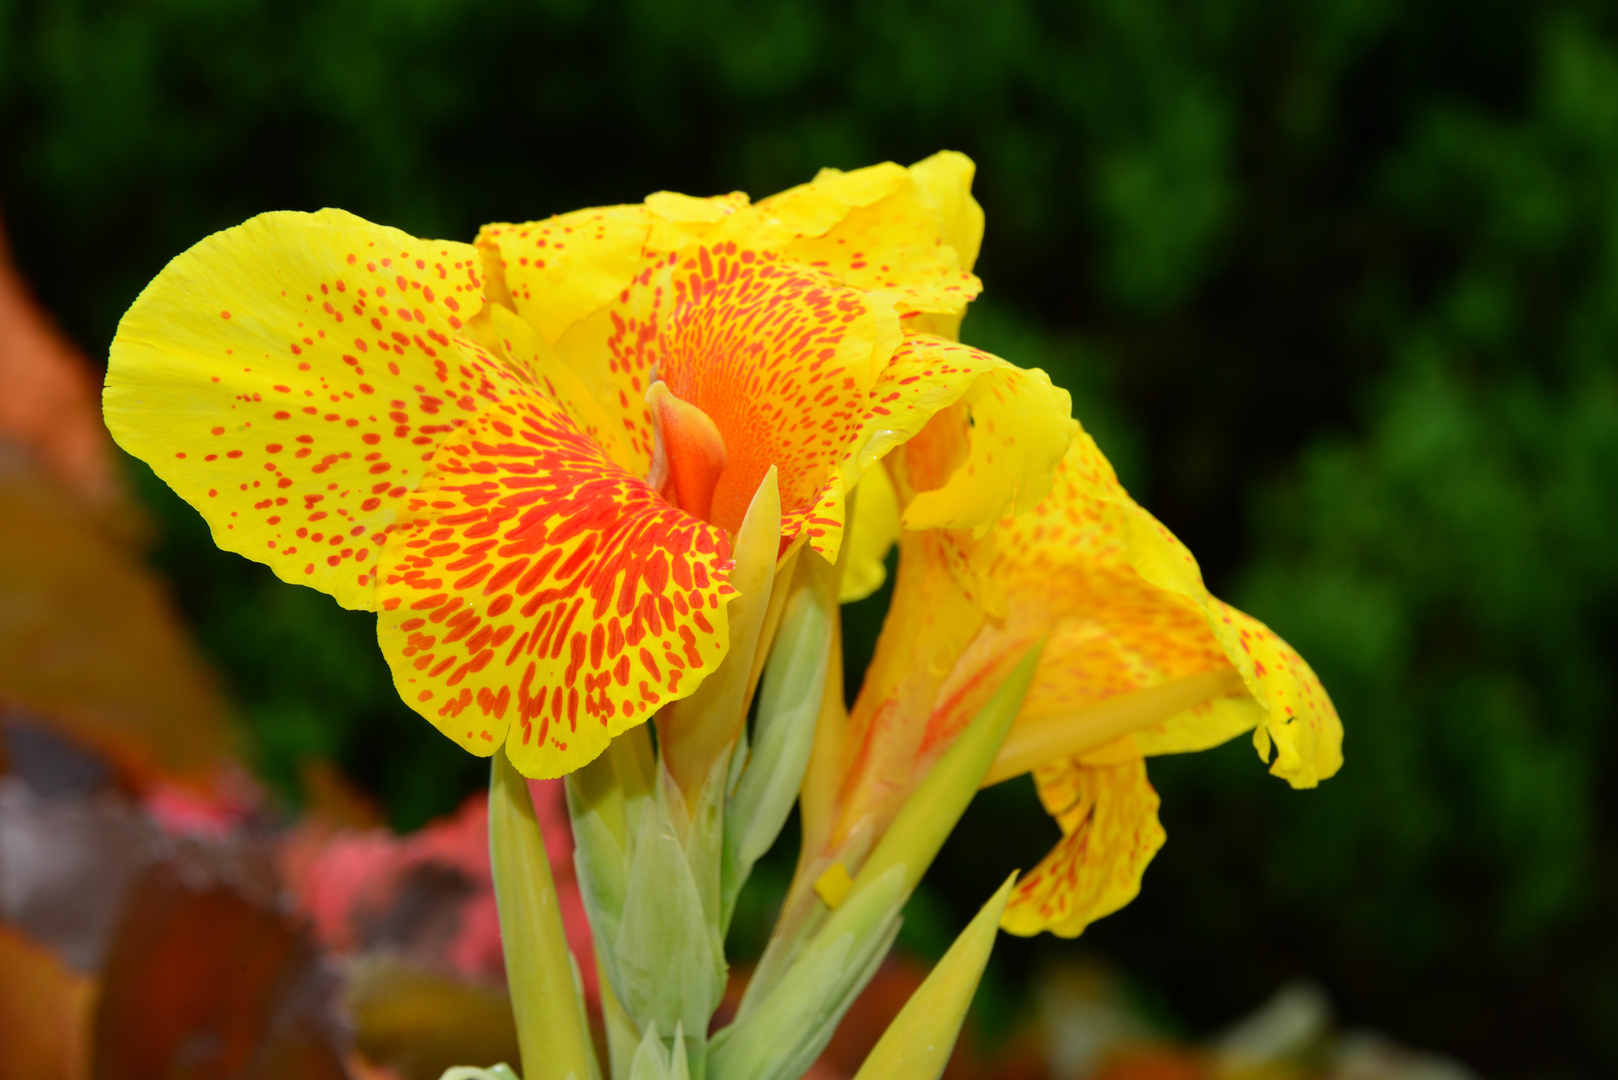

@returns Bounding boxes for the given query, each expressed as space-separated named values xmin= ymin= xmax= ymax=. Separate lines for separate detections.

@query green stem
xmin=490 ymin=747 xmax=598 ymax=1080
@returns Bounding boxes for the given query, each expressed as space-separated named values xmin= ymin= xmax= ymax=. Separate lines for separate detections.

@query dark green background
xmin=5 ymin=1 xmax=1618 ymax=1074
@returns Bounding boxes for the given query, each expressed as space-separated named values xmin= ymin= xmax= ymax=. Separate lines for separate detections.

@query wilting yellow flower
xmin=104 ymin=152 xmax=1071 ymax=779
xmin=813 ymin=419 xmax=1342 ymax=936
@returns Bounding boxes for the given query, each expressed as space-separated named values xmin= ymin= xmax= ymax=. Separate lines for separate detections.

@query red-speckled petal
xmin=995 ymin=433 xmax=1343 ymax=787
xmin=1001 ymin=757 xmax=1166 ymax=937
xmin=105 ymin=209 xmax=522 ymax=611
xmin=374 ymin=392 xmax=736 ymax=778
xmin=848 ymin=334 xmax=1074 ymax=534
xmin=556 ymin=242 xmax=895 ymax=560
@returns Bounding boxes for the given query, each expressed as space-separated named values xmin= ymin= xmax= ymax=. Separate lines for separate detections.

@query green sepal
xmin=726 ymin=643 xmax=1042 ymax=1062
xmin=439 ymin=1065 xmax=523 ymax=1080
xmin=853 ymin=872 xmax=1018 ymax=1080
xmin=567 ymin=728 xmax=655 ymax=1000
xmin=627 ymin=1021 xmax=692 ymax=1080
xmin=721 ymin=581 xmax=833 ymax=931
xmin=613 ymin=766 xmax=726 ymax=1073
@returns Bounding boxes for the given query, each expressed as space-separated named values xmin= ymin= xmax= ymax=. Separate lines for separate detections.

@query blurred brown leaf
xmin=343 ymin=956 xmax=521 ymax=1080
xmin=91 ymin=862 xmax=347 ymax=1080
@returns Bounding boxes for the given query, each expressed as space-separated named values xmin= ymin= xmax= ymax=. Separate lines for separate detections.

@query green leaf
xmin=710 ymin=865 xmax=906 ymax=1080
xmin=852 ymin=873 xmax=1018 ymax=1080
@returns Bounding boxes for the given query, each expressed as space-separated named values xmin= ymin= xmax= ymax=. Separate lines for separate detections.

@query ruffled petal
xmin=1215 ymin=601 xmax=1344 ymax=788
xmin=1001 ymin=757 xmax=1165 ymax=938
xmin=848 ymin=334 xmax=1074 ymax=535
xmin=106 ymin=209 xmax=517 ymax=610
xmin=645 ymin=190 xmax=753 ymax=253
xmin=907 ymin=151 xmax=985 ymax=273
xmin=374 ymin=393 xmax=736 ymax=778
xmin=744 ymin=157 xmax=983 ymax=320
xmin=476 ymin=205 xmax=652 ymax=345
xmin=996 ymin=432 xmax=1343 ymax=787
xmin=746 ymin=161 xmax=911 ymax=242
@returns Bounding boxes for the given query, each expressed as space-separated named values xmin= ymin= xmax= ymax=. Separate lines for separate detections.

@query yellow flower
xmin=104 ymin=152 xmax=1072 ymax=779
xmin=810 ymin=419 xmax=1343 ymax=936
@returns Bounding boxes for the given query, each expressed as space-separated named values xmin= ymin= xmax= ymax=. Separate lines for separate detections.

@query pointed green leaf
xmin=853 ymin=872 xmax=1018 ymax=1080
xmin=598 ymin=957 xmax=643 ymax=1080
xmin=711 ymin=865 xmax=906 ymax=1080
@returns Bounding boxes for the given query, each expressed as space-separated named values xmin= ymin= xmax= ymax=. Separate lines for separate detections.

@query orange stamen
xmin=647 ymin=381 xmax=728 ymax=524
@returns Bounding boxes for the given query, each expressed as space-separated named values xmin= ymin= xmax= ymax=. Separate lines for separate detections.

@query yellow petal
xmin=750 ymin=157 xmax=983 ymax=318
xmin=855 ymin=334 xmax=1073 ymax=535
xmin=907 ymin=150 xmax=985 ymax=273
xmin=106 ymin=209 xmax=515 ymax=611
xmin=840 ymin=464 xmax=900 ymax=603
xmin=984 ymin=668 xmax=1244 ymax=786
xmin=1128 ymin=693 xmax=1265 ymax=757
xmin=995 ymin=432 xmax=1343 ymax=788
xmin=645 ymin=190 xmax=753 ymax=253
xmin=830 ymin=527 xmax=993 ymax=851
xmin=645 ymin=190 xmax=737 ymax=224
xmin=785 ymin=187 xmax=982 ymax=318
xmin=477 ymin=204 xmax=652 ymax=345
xmin=1001 ymin=757 xmax=1165 ymax=937
xmin=1217 ymin=601 xmax=1344 ymax=788
xmin=373 ymin=393 xmax=736 ymax=777
xmin=748 ymin=161 xmax=910 ymax=242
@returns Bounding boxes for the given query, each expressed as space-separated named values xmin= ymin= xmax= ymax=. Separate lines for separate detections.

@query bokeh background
xmin=4 ymin=1 xmax=1618 ymax=1076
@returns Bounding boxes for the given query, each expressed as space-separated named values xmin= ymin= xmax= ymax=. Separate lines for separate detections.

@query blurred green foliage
xmin=6 ymin=0 xmax=1618 ymax=1074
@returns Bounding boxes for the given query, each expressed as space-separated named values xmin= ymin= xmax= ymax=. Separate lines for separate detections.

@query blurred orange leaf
xmin=0 ymin=463 xmax=237 ymax=793
xmin=0 ymin=212 xmax=119 ymax=505
xmin=0 ymin=921 xmax=95 ymax=1080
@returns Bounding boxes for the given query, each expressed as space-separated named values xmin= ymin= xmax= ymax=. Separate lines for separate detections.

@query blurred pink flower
xmin=280 ymin=778 xmax=595 ymax=1000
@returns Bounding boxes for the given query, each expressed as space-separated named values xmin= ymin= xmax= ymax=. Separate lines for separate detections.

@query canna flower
xmin=807 ymin=416 xmax=1342 ymax=936
xmin=104 ymin=152 xmax=1071 ymax=779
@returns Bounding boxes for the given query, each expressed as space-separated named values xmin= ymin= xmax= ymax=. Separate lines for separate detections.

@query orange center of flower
xmin=647 ymin=381 xmax=729 ymax=526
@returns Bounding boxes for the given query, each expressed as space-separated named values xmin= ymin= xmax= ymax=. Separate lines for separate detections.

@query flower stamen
xmin=646 ymin=380 xmax=728 ymax=525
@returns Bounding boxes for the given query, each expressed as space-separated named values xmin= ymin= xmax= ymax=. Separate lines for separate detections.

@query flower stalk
xmin=490 ymin=747 xmax=599 ymax=1080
